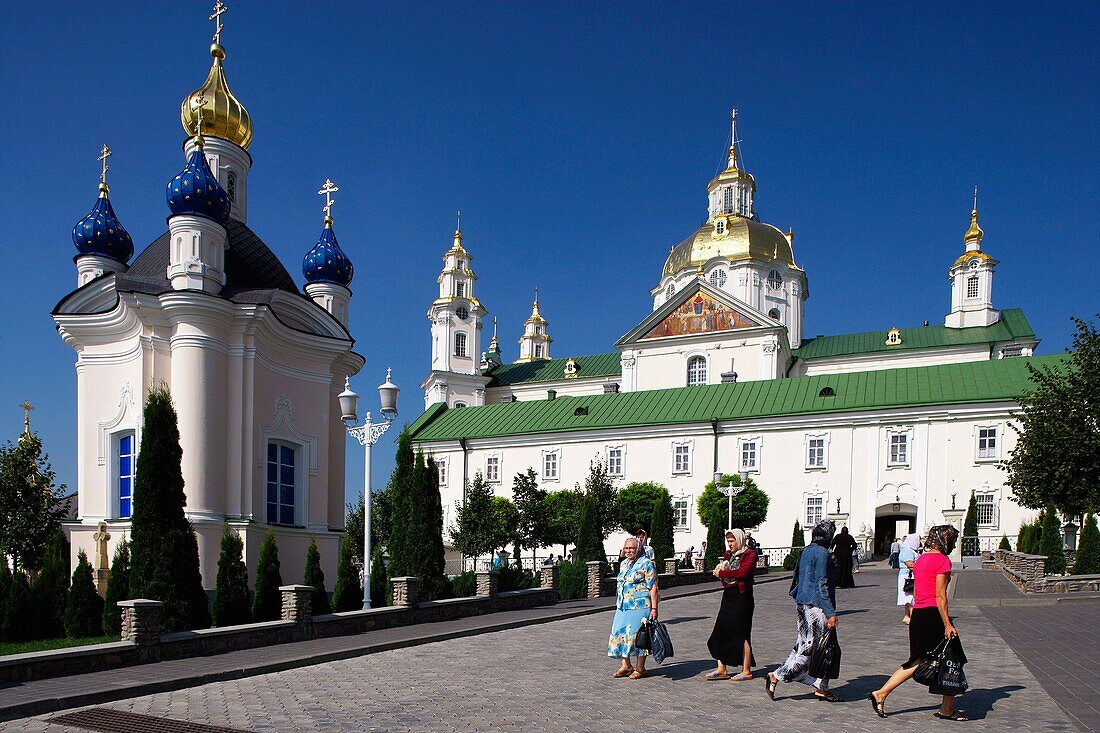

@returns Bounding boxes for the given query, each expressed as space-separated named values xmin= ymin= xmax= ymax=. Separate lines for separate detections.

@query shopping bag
xmin=649 ymin=619 xmax=675 ymax=664
xmin=930 ymin=636 xmax=969 ymax=696
xmin=633 ymin=620 xmax=651 ymax=651
xmin=913 ymin=637 xmax=951 ymax=687
xmin=807 ymin=627 xmax=842 ymax=679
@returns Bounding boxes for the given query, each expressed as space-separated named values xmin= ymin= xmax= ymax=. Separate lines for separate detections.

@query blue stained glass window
xmin=117 ymin=433 xmax=135 ymax=519
xmin=266 ymin=442 xmax=296 ymax=525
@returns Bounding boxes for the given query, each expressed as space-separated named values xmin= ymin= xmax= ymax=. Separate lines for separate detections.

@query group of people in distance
xmin=606 ymin=519 xmax=968 ymax=721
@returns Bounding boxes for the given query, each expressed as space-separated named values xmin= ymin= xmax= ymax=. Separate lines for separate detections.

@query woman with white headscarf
xmin=896 ymin=533 xmax=921 ymax=623
xmin=705 ymin=529 xmax=758 ymax=680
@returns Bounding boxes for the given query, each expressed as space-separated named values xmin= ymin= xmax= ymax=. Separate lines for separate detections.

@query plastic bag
xmin=642 ymin=619 xmax=674 ymax=664
xmin=807 ymin=627 xmax=842 ymax=679
xmin=633 ymin=621 xmax=651 ymax=651
xmin=930 ymin=636 xmax=969 ymax=696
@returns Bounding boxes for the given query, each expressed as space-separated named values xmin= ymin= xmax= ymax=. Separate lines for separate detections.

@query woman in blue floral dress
xmin=608 ymin=537 xmax=659 ymax=679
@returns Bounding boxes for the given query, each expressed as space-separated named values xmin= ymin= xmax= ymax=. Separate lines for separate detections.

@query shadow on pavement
xmin=647 ymin=659 xmax=715 ymax=680
xmin=958 ymin=684 xmax=1025 ymax=721
xmin=835 ymin=673 xmax=890 ymax=698
xmin=662 ymin=616 xmax=709 ymax=625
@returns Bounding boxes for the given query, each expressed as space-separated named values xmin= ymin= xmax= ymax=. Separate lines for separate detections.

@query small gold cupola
xmin=180 ymin=1 xmax=253 ymax=150
xmin=963 ymin=186 xmax=984 ymax=247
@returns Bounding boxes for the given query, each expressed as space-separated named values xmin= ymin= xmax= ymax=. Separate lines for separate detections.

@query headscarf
xmin=724 ymin=529 xmax=748 ymax=568
xmin=925 ymin=525 xmax=959 ymax=555
xmin=902 ymin=533 xmax=921 ymax=552
xmin=811 ymin=519 xmax=836 ymax=547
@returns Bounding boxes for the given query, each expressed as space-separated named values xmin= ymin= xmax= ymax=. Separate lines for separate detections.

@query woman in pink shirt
xmin=869 ymin=525 xmax=967 ymax=721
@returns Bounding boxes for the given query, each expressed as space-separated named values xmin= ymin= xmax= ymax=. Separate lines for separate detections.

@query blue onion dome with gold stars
xmin=73 ymin=148 xmax=134 ymax=263
xmin=165 ymin=146 xmax=231 ymax=224
xmin=303 ymin=217 xmax=354 ymax=288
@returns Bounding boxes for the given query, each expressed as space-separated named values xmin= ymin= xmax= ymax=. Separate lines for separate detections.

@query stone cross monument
xmin=93 ymin=521 xmax=111 ymax=596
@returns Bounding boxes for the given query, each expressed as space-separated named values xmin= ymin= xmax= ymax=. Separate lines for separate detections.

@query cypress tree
xmin=2 ymin=570 xmax=32 ymax=642
xmin=251 ymin=532 xmax=283 ymax=622
xmin=128 ymin=387 xmax=209 ymax=631
xmin=101 ymin=539 xmax=130 ymax=635
xmin=703 ymin=521 xmax=724 ymax=571
xmin=302 ymin=538 xmax=331 ymax=615
xmin=396 ymin=453 xmax=447 ymax=601
xmin=331 ymin=533 xmax=363 ymax=611
xmin=385 ymin=430 xmax=416 ymax=579
xmin=1038 ymin=505 xmax=1066 ymax=575
xmin=212 ymin=526 xmax=250 ymax=627
xmin=0 ymin=556 xmax=10 ymax=632
xmin=962 ymin=491 xmax=979 ymax=556
xmin=648 ymin=489 xmax=675 ymax=568
xmin=575 ymin=490 xmax=606 ymax=564
xmin=784 ymin=520 xmax=804 ymax=570
xmin=370 ymin=545 xmax=388 ymax=608
xmin=30 ymin=530 xmax=68 ymax=639
xmin=998 ymin=534 xmax=1012 ymax=551
xmin=1072 ymin=513 xmax=1100 ymax=575
xmin=64 ymin=550 xmax=103 ymax=638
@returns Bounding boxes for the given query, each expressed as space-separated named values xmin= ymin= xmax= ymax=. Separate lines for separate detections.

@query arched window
xmin=665 ymin=283 xmax=675 ymax=300
xmin=687 ymin=355 xmax=707 ymax=386
xmin=767 ymin=270 xmax=783 ymax=290
xmin=709 ymin=269 xmax=727 ymax=288
xmin=454 ymin=332 xmax=467 ymax=357
xmin=966 ymin=275 xmax=979 ymax=299
xmin=453 ymin=401 xmax=467 ymax=409
xmin=768 ymin=308 xmax=781 ymax=321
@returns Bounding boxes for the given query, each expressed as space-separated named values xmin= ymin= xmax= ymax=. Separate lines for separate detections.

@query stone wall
xmin=995 ymin=549 xmax=1047 ymax=592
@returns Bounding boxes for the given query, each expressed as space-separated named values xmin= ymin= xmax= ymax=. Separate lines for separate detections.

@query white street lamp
xmin=340 ymin=368 xmax=399 ymax=610
xmin=715 ymin=470 xmax=746 ymax=531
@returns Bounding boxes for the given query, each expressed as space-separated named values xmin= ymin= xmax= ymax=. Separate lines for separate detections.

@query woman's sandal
xmin=629 ymin=670 xmax=646 ymax=680
xmin=732 ymin=673 xmax=753 ymax=681
xmin=869 ymin=692 xmax=887 ymax=718
xmin=612 ymin=668 xmax=634 ymax=678
xmin=933 ymin=711 xmax=969 ymax=721
xmin=815 ymin=690 xmax=842 ymax=702
xmin=705 ymin=671 xmax=730 ymax=681
xmin=765 ymin=674 xmax=778 ymax=701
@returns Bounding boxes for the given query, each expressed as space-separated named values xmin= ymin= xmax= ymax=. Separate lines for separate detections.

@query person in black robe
xmin=830 ymin=526 xmax=858 ymax=588
xmin=705 ymin=529 xmax=758 ymax=680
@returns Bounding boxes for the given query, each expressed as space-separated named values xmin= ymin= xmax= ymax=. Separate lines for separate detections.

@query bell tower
xmin=946 ymin=188 xmax=999 ymax=328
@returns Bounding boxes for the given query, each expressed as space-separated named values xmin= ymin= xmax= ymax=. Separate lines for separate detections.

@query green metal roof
xmin=485 ymin=352 xmax=621 ymax=387
xmin=793 ymin=308 xmax=1035 ymax=360
xmin=411 ymin=354 xmax=1061 ymax=443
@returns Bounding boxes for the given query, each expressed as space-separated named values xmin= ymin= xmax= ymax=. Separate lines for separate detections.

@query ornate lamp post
xmin=339 ymin=369 xmax=399 ymax=610
xmin=714 ymin=470 xmax=749 ymax=531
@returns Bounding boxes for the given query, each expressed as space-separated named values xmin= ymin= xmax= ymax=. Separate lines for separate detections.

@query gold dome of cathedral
xmin=180 ymin=42 xmax=253 ymax=150
xmin=663 ymin=216 xmax=798 ymax=276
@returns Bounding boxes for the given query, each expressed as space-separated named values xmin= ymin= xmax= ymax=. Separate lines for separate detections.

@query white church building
xmin=410 ymin=111 xmax=1048 ymax=558
xmin=54 ymin=13 xmax=361 ymax=587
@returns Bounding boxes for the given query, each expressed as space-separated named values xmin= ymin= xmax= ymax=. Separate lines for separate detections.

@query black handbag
xmin=633 ymin=620 xmax=652 ymax=651
xmin=930 ymin=636 xmax=969 ymax=696
xmin=913 ymin=637 xmax=950 ymax=686
xmin=902 ymin=570 xmax=915 ymax=594
xmin=807 ymin=627 xmax=842 ymax=679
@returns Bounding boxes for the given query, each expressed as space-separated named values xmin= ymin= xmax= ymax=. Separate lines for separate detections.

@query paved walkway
xmin=2 ymin=569 xmax=1092 ymax=732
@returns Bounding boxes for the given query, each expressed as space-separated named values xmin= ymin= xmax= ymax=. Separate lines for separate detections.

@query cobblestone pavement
xmin=2 ymin=570 xmax=1084 ymax=732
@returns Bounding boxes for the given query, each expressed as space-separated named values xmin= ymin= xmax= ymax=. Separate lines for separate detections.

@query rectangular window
xmin=723 ymin=187 xmax=734 ymax=213
xmin=978 ymin=427 xmax=997 ymax=460
xmin=117 ymin=433 xmax=135 ymax=519
xmin=976 ymin=493 xmax=996 ymax=526
xmin=486 ymin=455 xmax=500 ymax=483
xmin=266 ymin=442 xmax=296 ymax=526
xmin=607 ymin=447 xmax=623 ymax=477
xmin=673 ymin=444 xmax=691 ymax=474
xmin=438 ymin=460 xmax=447 ymax=486
xmin=889 ymin=433 xmax=909 ymax=466
xmin=673 ymin=498 xmax=690 ymax=529
xmin=741 ymin=441 xmax=757 ymax=470
xmin=543 ymin=451 xmax=558 ymax=480
xmin=807 ymin=437 xmax=825 ymax=468
xmin=534 ymin=344 xmax=544 ymax=358
xmin=966 ymin=275 xmax=979 ymax=299
xmin=806 ymin=496 xmax=824 ymax=526
xmin=456 ymin=281 xmax=466 ymax=298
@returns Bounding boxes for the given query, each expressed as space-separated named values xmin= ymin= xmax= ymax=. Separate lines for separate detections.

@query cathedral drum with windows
xmin=411 ymin=111 xmax=1045 ymax=561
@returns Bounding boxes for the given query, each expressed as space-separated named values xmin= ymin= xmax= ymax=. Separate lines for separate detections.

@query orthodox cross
xmin=19 ymin=400 xmax=33 ymax=434
xmin=972 ymin=185 xmax=979 ymax=210
xmin=456 ymin=210 xmax=461 ymax=232
xmin=98 ymin=144 xmax=112 ymax=185
xmin=318 ymin=179 xmax=339 ymax=221
xmin=728 ymin=107 xmax=741 ymax=166
xmin=210 ymin=0 xmax=228 ymax=44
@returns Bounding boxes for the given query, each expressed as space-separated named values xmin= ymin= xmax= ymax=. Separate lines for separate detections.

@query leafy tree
xmin=1038 ymin=505 xmax=1067 ymax=575
xmin=1003 ymin=317 xmax=1100 ymax=516
xmin=575 ymin=490 xmax=606 ymax=564
xmin=0 ymin=432 xmax=70 ymax=574
xmin=384 ymin=430 xmax=416 ymax=578
xmin=64 ymin=550 xmax=103 ymax=638
xmin=998 ymin=534 xmax=1012 ymax=551
xmin=615 ymin=482 xmax=666 ymax=535
xmin=783 ymin=520 xmax=805 ymax=570
xmin=697 ymin=474 xmax=770 ymax=530
xmin=512 ymin=468 xmax=549 ymax=566
xmin=962 ymin=491 xmax=979 ymax=556
xmin=1072 ymin=513 xmax=1100 ymax=575
xmin=584 ymin=459 xmax=619 ymax=538
xmin=2 ymin=570 xmax=32 ymax=642
xmin=450 ymin=472 xmax=495 ymax=559
xmin=101 ymin=539 xmax=131 ymax=635
xmin=302 ymin=538 xmax=331 ymax=615
xmin=487 ymin=497 xmax=520 ymax=558
xmin=212 ymin=526 xmax=250 ymax=627
xmin=543 ymin=488 xmax=584 ymax=556
xmin=369 ymin=545 xmax=388 ymax=608
xmin=345 ymin=485 xmax=394 ymax=566
xmin=648 ymin=488 xmax=675 ymax=568
xmin=0 ymin=554 xmax=10 ymax=631
xmin=30 ymin=530 xmax=69 ymax=639
xmin=251 ymin=532 xmax=283 ymax=622
xmin=128 ymin=386 xmax=208 ymax=632
xmin=331 ymin=533 xmax=363 ymax=611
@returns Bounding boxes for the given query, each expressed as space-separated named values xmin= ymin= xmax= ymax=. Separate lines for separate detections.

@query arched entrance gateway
xmin=874 ymin=502 xmax=918 ymax=557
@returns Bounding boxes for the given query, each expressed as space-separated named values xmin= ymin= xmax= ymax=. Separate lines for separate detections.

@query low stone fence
xmin=584 ymin=558 xmax=737 ymax=599
xmin=0 ymin=572 xmax=556 ymax=685
xmin=1031 ymin=574 xmax=1100 ymax=594
xmin=994 ymin=549 xmax=1100 ymax=594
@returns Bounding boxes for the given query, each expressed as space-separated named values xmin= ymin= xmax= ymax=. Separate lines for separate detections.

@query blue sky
xmin=1 ymin=2 xmax=1096 ymax=506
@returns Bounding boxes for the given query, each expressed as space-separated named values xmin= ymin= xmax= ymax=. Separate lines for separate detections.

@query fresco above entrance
xmin=642 ymin=290 xmax=758 ymax=339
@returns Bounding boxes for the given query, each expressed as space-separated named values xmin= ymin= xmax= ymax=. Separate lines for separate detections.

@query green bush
xmin=558 ymin=559 xmax=589 ymax=600
xmin=302 ymin=538 xmax=331 ymax=616
xmin=1072 ymin=513 xmax=1100 ymax=575
xmin=450 ymin=570 xmax=477 ymax=598
xmin=251 ymin=532 xmax=283 ymax=622
xmin=998 ymin=534 xmax=1012 ymax=551
xmin=498 ymin=566 xmax=537 ymax=592
xmin=575 ymin=492 xmax=607 ymax=565
xmin=783 ymin=547 xmax=804 ymax=571
xmin=614 ymin=482 xmax=666 ymax=535
xmin=30 ymin=531 xmax=69 ymax=640
xmin=962 ymin=491 xmax=979 ymax=556
xmin=648 ymin=489 xmax=675 ymax=569
xmin=1039 ymin=505 xmax=1066 ymax=575
xmin=0 ymin=553 xmax=12 ymax=632
xmin=2 ymin=570 xmax=32 ymax=642
xmin=331 ymin=534 xmax=362 ymax=612
xmin=64 ymin=551 xmax=103 ymax=639
xmin=783 ymin=520 xmax=804 ymax=569
xmin=703 ymin=522 xmax=724 ymax=571
xmin=212 ymin=526 xmax=250 ymax=627
xmin=369 ymin=546 xmax=388 ymax=608
xmin=101 ymin=540 xmax=130 ymax=635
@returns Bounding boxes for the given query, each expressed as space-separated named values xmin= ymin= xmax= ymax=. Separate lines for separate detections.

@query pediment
xmin=616 ymin=279 xmax=775 ymax=347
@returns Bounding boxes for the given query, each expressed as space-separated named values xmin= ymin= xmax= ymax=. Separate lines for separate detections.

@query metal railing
xmin=962 ymin=535 xmax=1017 ymax=555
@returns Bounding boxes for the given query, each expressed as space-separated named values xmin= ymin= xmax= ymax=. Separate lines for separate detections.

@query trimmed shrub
xmin=450 ymin=570 xmax=476 ymax=598
xmin=575 ymin=491 xmax=606 ymax=565
xmin=962 ymin=492 xmax=979 ymax=556
xmin=30 ymin=531 xmax=69 ymax=640
xmin=499 ymin=566 xmax=537 ymax=592
xmin=703 ymin=521 xmax=724 ymax=571
xmin=558 ymin=559 xmax=588 ymax=600
xmin=998 ymin=534 xmax=1012 ymax=551
xmin=369 ymin=546 xmax=388 ymax=608
xmin=64 ymin=550 xmax=103 ymax=638
xmin=2 ymin=570 xmax=32 ymax=642
xmin=1072 ymin=513 xmax=1100 ymax=575
xmin=302 ymin=538 xmax=331 ymax=616
xmin=101 ymin=539 xmax=130 ymax=635
xmin=1038 ymin=505 xmax=1066 ymax=575
xmin=251 ymin=532 xmax=283 ymax=622
xmin=331 ymin=533 xmax=362 ymax=612
xmin=783 ymin=520 xmax=804 ymax=570
xmin=212 ymin=526 xmax=250 ymax=627
xmin=648 ymin=489 xmax=676 ymax=569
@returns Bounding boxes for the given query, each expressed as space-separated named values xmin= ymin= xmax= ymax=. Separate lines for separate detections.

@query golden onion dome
xmin=963 ymin=207 xmax=983 ymax=245
xmin=663 ymin=216 xmax=797 ymax=276
xmin=180 ymin=43 xmax=253 ymax=150
xmin=707 ymin=163 xmax=756 ymax=192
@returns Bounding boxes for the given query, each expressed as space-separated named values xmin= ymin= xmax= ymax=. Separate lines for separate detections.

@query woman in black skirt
xmin=705 ymin=529 xmax=758 ymax=681
xmin=869 ymin=525 xmax=968 ymax=721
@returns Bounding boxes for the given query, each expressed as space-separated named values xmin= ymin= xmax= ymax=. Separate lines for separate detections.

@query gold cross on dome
xmin=318 ymin=179 xmax=339 ymax=220
xmin=98 ymin=144 xmax=112 ymax=185
xmin=973 ymin=185 xmax=979 ymax=210
xmin=19 ymin=400 xmax=33 ymax=433
xmin=210 ymin=0 xmax=228 ymax=44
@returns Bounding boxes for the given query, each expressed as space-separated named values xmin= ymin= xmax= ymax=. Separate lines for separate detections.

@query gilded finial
xmin=318 ymin=178 xmax=339 ymax=226
xmin=964 ymin=185 xmax=983 ymax=246
xmin=727 ymin=108 xmax=739 ymax=169
xmin=191 ymin=94 xmax=207 ymax=149
xmin=210 ymin=0 xmax=228 ymax=54
xmin=97 ymin=144 xmax=112 ymax=197
xmin=19 ymin=400 xmax=33 ymax=435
